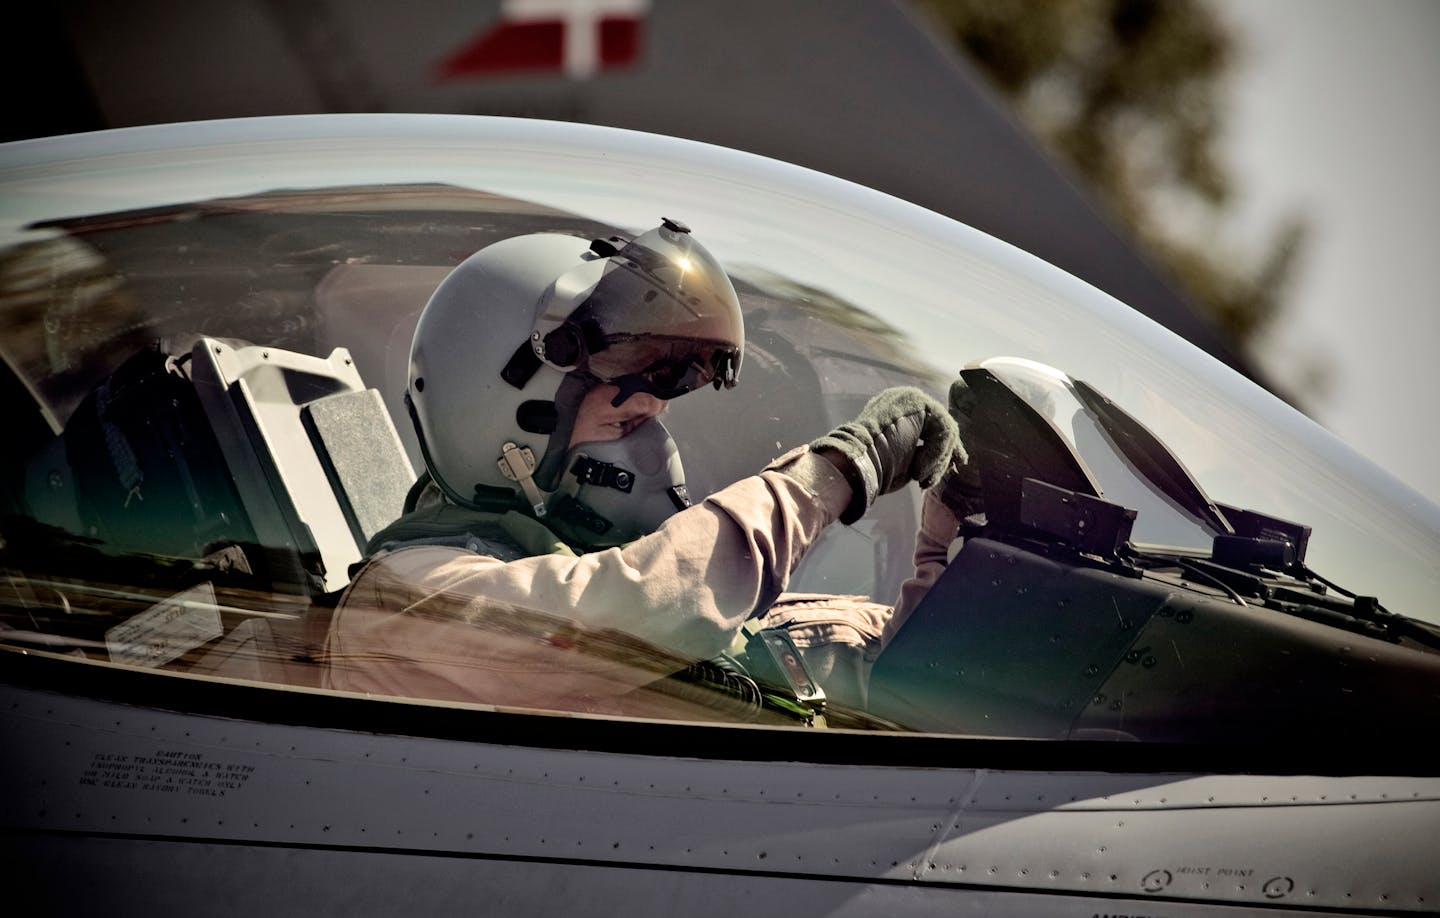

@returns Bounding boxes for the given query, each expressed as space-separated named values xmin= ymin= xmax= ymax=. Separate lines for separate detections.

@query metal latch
xmin=498 ymin=441 xmax=547 ymax=517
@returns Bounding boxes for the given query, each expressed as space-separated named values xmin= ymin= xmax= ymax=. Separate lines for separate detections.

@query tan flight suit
xmin=323 ymin=446 xmax=958 ymax=716
xmin=754 ymin=480 xmax=958 ymax=708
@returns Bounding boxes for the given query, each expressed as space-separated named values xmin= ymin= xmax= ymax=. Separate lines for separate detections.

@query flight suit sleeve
xmin=880 ymin=485 xmax=960 ymax=651
xmin=749 ymin=482 xmax=961 ymax=710
xmin=325 ymin=447 xmax=853 ymax=709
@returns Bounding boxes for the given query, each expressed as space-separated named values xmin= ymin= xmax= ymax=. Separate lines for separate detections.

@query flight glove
xmin=811 ymin=386 xmax=959 ymax=524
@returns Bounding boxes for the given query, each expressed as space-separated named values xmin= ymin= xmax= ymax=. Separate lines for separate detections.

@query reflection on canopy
xmin=2 ymin=133 xmax=1438 ymax=748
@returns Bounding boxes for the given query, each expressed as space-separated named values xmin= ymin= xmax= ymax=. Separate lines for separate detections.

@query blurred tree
xmin=916 ymin=0 xmax=1308 ymax=353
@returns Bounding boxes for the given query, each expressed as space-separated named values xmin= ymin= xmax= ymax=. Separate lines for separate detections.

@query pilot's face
xmin=569 ymin=384 xmax=667 ymax=447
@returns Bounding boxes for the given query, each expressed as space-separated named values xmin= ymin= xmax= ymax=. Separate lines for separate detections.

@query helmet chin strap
xmin=532 ymin=372 xmax=590 ymax=491
xmin=496 ymin=441 xmax=548 ymax=517
xmin=490 ymin=365 xmax=594 ymax=520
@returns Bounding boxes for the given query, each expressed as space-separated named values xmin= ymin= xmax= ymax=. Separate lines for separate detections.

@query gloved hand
xmin=811 ymin=387 xmax=959 ymax=524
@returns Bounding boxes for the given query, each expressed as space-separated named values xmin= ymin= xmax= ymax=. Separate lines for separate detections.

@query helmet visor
xmin=587 ymin=335 xmax=741 ymax=404
xmin=542 ymin=221 xmax=744 ymax=397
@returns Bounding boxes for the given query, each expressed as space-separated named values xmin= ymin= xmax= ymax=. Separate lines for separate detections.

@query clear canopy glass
xmin=2 ymin=115 xmax=1437 ymax=743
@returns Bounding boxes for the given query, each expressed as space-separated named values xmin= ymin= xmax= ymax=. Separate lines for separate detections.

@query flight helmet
xmin=407 ymin=219 xmax=743 ymax=545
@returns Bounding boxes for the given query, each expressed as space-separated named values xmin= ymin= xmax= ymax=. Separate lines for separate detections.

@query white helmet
xmin=407 ymin=219 xmax=743 ymax=545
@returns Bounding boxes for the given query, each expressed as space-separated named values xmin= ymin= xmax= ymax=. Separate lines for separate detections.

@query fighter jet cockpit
xmin=870 ymin=357 xmax=1440 ymax=741
xmin=3 ymin=117 xmax=1439 ymax=751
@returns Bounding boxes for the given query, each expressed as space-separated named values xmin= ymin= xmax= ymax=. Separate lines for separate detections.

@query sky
xmin=1209 ymin=0 xmax=1440 ymax=506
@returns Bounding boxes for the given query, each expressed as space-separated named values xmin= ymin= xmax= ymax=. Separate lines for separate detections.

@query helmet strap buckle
xmin=570 ymin=455 xmax=635 ymax=492
xmin=497 ymin=441 xmax=548 ymax=517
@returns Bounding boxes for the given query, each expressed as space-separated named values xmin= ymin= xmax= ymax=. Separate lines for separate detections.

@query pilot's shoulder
xmin=348 ymin=543 xmax=512 ymax=600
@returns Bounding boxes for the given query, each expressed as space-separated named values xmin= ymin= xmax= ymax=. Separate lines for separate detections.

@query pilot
xmin=323 ymin=219 xmax=965 ymax=715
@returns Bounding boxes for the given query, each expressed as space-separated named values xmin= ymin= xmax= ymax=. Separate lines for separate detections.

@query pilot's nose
xmin=628 ymin=391 xmax=668 ymax=419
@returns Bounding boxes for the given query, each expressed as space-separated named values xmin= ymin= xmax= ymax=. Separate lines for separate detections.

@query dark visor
xmin=594 ymin=340 xmax=741 ymax=405
xmin=558 ymin=223 xmax=743 ymax=382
